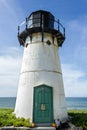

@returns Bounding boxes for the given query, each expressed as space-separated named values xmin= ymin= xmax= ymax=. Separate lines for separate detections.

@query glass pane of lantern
xmin=33 ymin=12 xmax=41 ymax=27
xmin=44 ymin=14 xmax=49 ymax=28
xmin=49 ymin=14 xmax=54 ymax=29
xmin=27 ymin=15 xmax=33 ymax=28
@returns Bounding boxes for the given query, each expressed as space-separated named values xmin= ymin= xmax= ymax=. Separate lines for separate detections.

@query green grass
xmin=0 ymin=108 xmax=31 ymax=127
xmin=68 ymin=110 xmax=87 ymax=130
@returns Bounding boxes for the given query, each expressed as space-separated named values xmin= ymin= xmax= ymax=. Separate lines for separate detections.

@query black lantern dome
xmin=18 ymin=10 xmax=65 ymax=47
xmin=27 ymin=10 xmax=54 ymax=29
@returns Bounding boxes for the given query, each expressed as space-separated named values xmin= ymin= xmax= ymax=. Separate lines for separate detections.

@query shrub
xmin=0 ymin=108 xmax=31 ymax=127
xmin=68 ymin=110 xmax=87 ymax=130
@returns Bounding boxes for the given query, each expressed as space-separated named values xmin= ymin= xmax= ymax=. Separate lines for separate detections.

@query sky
xmin=0 ymin=0 xmax=87 ymax=97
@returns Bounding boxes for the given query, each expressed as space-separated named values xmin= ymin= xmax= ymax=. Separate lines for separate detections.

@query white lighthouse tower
xmin=14 ymin=10 xmax=68 ymax=125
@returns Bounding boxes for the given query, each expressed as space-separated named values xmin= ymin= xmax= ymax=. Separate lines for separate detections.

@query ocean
xmin=66 ymin=97 xmax=87 ymax=110
xmin=0 ymin=97 xmax=87 ymax=110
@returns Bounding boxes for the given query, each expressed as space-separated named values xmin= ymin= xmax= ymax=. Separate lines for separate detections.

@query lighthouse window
xmin=44 ymin=14 xmax=49 ymax=28
xmin=43 ymin=14 xmax=54 ymax=29
xmin=27 ymin=15 xmax=33 ymax=28
xmin=33 ymin=13 xmax=41 ymax=27
xmin=49 ymin=14 xmax=54 ymax=29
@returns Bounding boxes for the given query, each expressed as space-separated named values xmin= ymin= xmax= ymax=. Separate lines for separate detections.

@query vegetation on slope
xmin=0 ymin=108 xmax=87 ymax=129
xmin=68 ymin=110 xmax=87 ymax=130
xmin=0 ymin=108 xmax=31 ymax=127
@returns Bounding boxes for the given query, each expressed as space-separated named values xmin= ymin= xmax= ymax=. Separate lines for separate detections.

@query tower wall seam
xmin=20 ymin=70 xmax=62 ymax=75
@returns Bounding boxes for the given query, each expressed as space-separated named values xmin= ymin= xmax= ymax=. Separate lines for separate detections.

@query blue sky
xmin=0 ymin=0 xmax=87 ymax=97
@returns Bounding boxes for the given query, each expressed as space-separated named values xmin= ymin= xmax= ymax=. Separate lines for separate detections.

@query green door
xmin=33 ymin=85 xmax=53 ymax=123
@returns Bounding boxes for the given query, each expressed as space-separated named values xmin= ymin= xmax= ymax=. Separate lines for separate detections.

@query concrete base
xmin=0 ymin=127 xmax=56 ymax=130
xmin=0 ymin=126 xmax=83 ymax=130
xmin=32 ymin=127 xmax=56 ymax=130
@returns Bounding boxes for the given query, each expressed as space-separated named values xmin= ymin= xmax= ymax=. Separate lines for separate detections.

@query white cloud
xmin=0 ymin=0 xmax=24 ymax=39
xmin=61 ymin=17 xmax=87 ymax=97
xmin=0 ymin=47 xmax=22 ymax=97
xmin=62 ymin=64 xmax=87 ymax=97
xmin=61 ymin=15 xmax=87 ymax=80
xmin=66 ymin=16 xmax=87 ymax=61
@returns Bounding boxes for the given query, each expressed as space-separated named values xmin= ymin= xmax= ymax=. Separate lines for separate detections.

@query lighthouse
xmin=14 ymin=10 xmax=68 ymax=124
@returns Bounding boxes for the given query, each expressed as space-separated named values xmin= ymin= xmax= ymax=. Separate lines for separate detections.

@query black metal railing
xmin=18 ymin=17 xmax=65 ymax=38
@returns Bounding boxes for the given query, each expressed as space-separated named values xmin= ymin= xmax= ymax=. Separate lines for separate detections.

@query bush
xmin=0 ymin=108 xmax=31 ymax=127
xmin=68 ymin=110 xmax=87 ymax=130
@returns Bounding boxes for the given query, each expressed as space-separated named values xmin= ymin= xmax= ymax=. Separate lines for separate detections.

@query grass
xmin=0 ymin=108 xmax=87 ymax=129
xmin=68 ymin=110 xmax=87 ymax=130
xmin=0 ymin=108 xmax=31 ymax=127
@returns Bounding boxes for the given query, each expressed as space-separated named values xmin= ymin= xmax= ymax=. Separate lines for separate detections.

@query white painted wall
xmin=14 ymin=32 xmax=68 ymax=122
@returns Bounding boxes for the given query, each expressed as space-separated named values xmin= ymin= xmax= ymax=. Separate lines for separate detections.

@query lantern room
xmin=27 ymin=10 xmax=54 ymax=29
xmin=18 ymin=10 xmax=65 ymax=47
